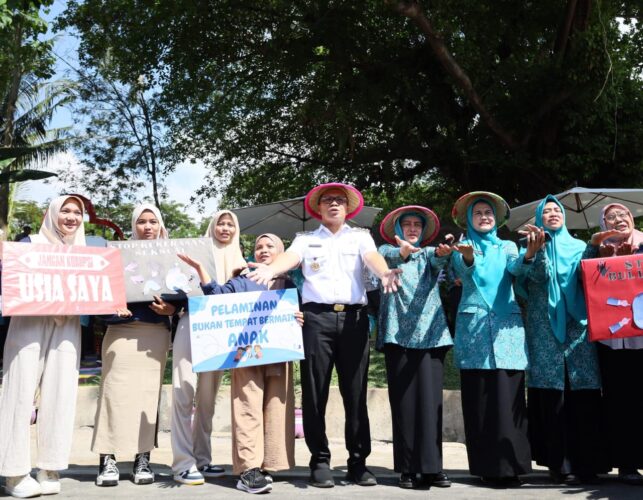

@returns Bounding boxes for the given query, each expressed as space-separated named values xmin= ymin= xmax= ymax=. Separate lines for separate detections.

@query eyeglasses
xmin=604 ymin=211 xmax=629 ymax=222
xmin=320 ymin=196 xmax=348 ymax=205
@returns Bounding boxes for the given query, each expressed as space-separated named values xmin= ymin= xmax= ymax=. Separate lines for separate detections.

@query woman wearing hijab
xmin=92 ymin=203 xmax=175 ymax=487
xmin=449 ymin=192 xmax=533 ymax=486
xmin=376 ymin=206 xmax=454 ymax=489
xmin=585 ymin=203 xmax=643 ymax=484
xmin=0 ymin=196 xmax=86 ymax=498
xmin=518 ymin=195 xmax=602 ymax=485
xmin=171 ymin=210 xmax=247 ymax=485
xmin=179 ymin=233 xmax=299 ymax=494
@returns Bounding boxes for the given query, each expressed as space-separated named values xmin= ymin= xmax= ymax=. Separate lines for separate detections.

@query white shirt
xmin=288 ymin=224 xmax=377 ymax=305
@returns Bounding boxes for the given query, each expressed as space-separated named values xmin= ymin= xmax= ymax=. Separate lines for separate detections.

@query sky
xmin=15 ymin=0 xmax=220 ymax=219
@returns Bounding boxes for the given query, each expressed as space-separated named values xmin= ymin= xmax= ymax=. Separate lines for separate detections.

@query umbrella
xmin=232 ymin=196 xmax=382 ymax=240
xmin=507 ymin=187 xmax=643 ymax=231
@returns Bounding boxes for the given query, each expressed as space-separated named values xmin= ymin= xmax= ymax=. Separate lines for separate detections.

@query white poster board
xmin=188 ymin=288 xmax=304 ymax=372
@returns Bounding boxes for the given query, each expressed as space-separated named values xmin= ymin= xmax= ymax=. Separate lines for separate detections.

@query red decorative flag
xmin=1 ymin=242 xmax=127 ymax=316
xmin=581 ymin=254 xmax=643 ymax=341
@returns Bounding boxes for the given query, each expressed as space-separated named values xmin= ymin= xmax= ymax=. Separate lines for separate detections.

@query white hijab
xmin=205 ymin=210 xmax=246 ymax=283
xmin=33 ymin=195 xmax=86 ymax=246
xmin=131 ymin=203 xmax=169 ymax=240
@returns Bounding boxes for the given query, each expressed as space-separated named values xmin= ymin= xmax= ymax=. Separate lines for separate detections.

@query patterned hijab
xmin=535 ymin=195 xmax=587 ymax=342
xmin=205 ymin=210 xmax=246 ymax=283
xmin=131 ymin=203 xmax=169 ymax=240
xmin=465 ymin=198 xmax=513 ymax=315
xmin=35 ymin=195 xmax=86 ymax=246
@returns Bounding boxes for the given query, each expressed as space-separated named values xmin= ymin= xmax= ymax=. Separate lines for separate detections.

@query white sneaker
xmin=173 ymin=465 xmax=204 ymax=485
xmin=36 ymin=470 xmax=60 ymax=495
xmin=4 ymin=474 xmax=42 ymax=498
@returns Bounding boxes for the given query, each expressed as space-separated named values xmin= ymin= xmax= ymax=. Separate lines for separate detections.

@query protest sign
xmin=581 ymin=254 xmax=643 ymax=341
xmin=1 ymin=241 xmax=126 ymax=316
xmin=108 ymin=237 xmax=217 ymax=303
xmin=188 ymin=288 xmax=304 ymax=372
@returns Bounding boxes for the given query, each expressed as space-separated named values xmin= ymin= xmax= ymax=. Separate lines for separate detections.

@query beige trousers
xmin=0 ymin=316 xmax=80 ymax=476
xmin=171 ymin=314 xmax=222 ymax=473
xmin=91 ymin=321 xmax=170 ymax=456
xmin=231 ymin=363 xmax=295 ymax=474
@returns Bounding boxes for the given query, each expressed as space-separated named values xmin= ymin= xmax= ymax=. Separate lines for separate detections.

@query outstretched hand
xmin=394 ymin=235 xmax=421 ymax=259
xmin=518 ymin=225 xmax=546 ymax=259
xmin=380 ymin=268 xmax=403 ymax=294
xmin=246 ymin=261 xmax=275 ymax=286
xmin=435 ymin=243 xmax=453 ymax=257
xmin=453 ymin=243 xmax=474 ymax=265
xmin=590 ymin=229 xmax=622 ymax=247
xmin=177 ymin=253 xmax=211 ymax=284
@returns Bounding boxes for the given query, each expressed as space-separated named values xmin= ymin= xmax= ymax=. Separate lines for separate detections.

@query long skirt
xmin=460 ymin=369 xmax=532 ymax=478
xmin=231 ymin=362 xmax=295 ymax=474
xmin=598 ymin=344 xmax=643 ymax=470
xmin=384 ymin=344 xmax=448 ymax=474
xmin=528 ymin=385 xmax=605 ymax=475
xmin=92 ymin=321 xmax=170 ymax=456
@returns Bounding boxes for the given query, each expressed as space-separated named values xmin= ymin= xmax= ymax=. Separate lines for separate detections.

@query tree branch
xmin=387 ymin=0 xmax=520 ymax=150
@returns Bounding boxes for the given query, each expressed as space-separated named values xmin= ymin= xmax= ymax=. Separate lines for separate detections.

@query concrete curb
xmin=69 ymin=385 xmax=465 ymax=443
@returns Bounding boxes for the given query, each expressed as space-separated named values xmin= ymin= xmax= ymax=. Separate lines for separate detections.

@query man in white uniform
xmin=248 ymin=183 xmax=401 ymax=488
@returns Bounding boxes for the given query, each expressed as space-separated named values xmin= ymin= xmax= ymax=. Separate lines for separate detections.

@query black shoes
xmin=346 ymin=464 xmax=377 ymax=486
xmin=399 ymin=473 xmax=417 ymax=489
xmin=309 ymin=467 xmax=334 ymax=488
xmin=422 ymin=471 xmax=452 ymax=488
xmin=237 ymin=467 xmax=272 ymax=494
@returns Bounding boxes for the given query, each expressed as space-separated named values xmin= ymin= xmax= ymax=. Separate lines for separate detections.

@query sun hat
xmin=451 ymin=191 xmax=510 ymax=229
xmin=379 ymin=205 xmax=440 ymax=246
xmin=304 ymin=182 xmax=364 ymax=220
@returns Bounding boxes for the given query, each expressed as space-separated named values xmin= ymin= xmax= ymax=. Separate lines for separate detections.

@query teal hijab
xmin=394 ymin=212 xmax=426 ymax=248
xmin=465 ymin=199 xmax=514 ymax=315
xmin=535 ymin=195 xmax=587 ymax=342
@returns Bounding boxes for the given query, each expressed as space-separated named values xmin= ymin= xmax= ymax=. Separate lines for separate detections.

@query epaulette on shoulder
xmin=295 ymin=230 xmax=315 ymax=237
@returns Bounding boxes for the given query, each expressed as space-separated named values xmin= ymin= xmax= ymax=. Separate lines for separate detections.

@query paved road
xmin=1 ymin=427 xmax=640 ymax=499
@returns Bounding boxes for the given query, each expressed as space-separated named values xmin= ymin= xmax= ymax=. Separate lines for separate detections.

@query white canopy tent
xmin=232 ymin=196 xmax=382 ymax=240
xmin=507 ymin=187 xmax=643 ymax=231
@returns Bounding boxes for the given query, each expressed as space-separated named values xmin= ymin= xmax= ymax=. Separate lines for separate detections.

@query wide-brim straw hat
xmin=304 ymin=182 xmax=364 ymax=220
xmin=379 ymin=205 xmax=440 ymax=246
xmin=451 ymin=191 xmax=510 ymax=229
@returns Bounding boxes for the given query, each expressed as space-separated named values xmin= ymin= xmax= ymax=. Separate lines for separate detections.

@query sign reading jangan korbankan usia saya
xmin=1 ymin=242 xmax=127 ymax=316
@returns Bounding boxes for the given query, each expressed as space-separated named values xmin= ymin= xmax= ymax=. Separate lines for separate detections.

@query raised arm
xmin=246 ymin=251 xmax=301 ymax=286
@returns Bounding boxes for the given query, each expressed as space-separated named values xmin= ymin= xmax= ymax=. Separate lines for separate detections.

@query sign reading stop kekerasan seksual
xmin=1 ymin=242 xmax=127 ymax=316
xmin=188 ymin=288 xmax=304 ymax=372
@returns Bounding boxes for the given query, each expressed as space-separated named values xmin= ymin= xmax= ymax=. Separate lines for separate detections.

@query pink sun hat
xmin=304 ymin=182 xmax=364 ymax=220
xmin=379 ymin=205 xmax=440 ymax=246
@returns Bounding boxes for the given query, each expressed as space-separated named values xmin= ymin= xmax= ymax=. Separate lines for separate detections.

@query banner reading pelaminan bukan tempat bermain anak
xmin=188 ymin=288 xmax=304 ymax=372
xmin=1 ymin=242 xmax=127 ymax=316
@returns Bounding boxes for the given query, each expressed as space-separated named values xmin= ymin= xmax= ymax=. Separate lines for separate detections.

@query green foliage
xmin=60 ymin=1 xmax=643 ymax=218
xmin=8 ymin=198 xmax=45 ymax=238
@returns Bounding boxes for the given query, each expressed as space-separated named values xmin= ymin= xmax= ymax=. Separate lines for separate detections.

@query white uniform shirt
xmin=288 ymin=224 xmax=377 ymax=305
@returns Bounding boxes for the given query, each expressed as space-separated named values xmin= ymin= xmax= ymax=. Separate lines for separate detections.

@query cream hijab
xmin=131 ymin=203 xmax=169 ymax=240
xmin=34 ymin=195 xmax=86 ymax=246
xmin=205 ymin=210 xmax=246 ymax=283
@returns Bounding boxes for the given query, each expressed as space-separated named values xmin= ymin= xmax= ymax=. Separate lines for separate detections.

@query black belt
xmin=303 ymin=302 xmax=364 ymax=313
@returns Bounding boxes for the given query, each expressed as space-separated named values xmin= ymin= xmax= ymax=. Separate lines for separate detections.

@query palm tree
xmin=0 ymin=74 xmax=75 ymax=235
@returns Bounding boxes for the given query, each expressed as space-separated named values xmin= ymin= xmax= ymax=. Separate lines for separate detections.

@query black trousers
xmin=300 ymin=305 xmax=371 ymax=469
xmin=384 ymin=344 xmax=448 ymax=474
xmin=460 ymin=369 xmax=532 ymax=478
xmin=598 ymin=344 xmax=643 ymax=470
xmin=528 ymin=384 xmax=605 ymax=475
